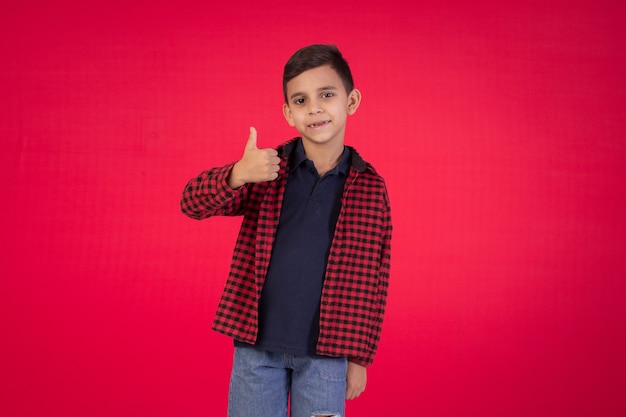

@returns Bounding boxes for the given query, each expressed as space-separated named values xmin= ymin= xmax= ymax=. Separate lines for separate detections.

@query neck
xmin=302 ymin=140 xmax=345 ymax=176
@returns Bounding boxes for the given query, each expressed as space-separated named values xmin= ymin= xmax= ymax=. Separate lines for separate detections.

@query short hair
xmin=282 ymin=44 xmax=354 ymax=103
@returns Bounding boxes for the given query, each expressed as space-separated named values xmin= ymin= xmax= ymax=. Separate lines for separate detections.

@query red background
xmin=2 ymin=1 xmax=625 ymax=416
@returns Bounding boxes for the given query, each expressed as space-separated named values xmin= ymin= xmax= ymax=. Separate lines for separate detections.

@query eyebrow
xmin=289 ymin=85 xmax=339 ymax=101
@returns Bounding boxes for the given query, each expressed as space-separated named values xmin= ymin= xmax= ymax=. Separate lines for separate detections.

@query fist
xmin=346 ymin=362 xmax=367 ymax=400
xmin=227 ymin=127 xmax=281 ymax=188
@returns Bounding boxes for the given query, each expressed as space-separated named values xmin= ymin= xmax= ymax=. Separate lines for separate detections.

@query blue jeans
xmin=228 ymin=347 xmax=348 ymax=417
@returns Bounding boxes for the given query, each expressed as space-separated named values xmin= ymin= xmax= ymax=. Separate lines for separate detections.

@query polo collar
xmin=281 ymin=137 xmax=367 ymax=173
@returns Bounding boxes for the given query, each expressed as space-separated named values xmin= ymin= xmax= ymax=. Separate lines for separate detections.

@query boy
xmin=180 ymin=44 xmax=391 ymax=417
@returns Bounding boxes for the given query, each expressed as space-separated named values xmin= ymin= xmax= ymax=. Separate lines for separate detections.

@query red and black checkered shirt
xmin=180 ymin=138 xmax=392 ymax=366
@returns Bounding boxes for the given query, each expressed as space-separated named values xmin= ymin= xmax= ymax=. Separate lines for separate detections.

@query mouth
xmin=307 ymin=120 xmax=330 ymax=128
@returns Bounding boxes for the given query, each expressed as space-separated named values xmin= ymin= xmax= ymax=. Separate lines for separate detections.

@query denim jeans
xmin=228 ymin=347 xmax=348 ymax=417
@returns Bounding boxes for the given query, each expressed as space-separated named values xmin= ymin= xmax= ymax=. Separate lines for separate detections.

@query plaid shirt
xmin=181 ymin=138 xmax=392 ymax=366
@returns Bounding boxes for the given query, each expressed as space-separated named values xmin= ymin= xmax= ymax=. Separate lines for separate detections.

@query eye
xmin=321 ymin=92 xmax=334 ymax=99
xmin=293 ymin=97 xmax=306 ymax=105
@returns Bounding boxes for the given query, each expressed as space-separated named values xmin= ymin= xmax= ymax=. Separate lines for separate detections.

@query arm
xmin=180 ymin=162 xmax=241 ymax=220
xmin=345 ymin=180 xmax=391 ymax=397
xmin=180 ymin=127 xmax=280 ymax=219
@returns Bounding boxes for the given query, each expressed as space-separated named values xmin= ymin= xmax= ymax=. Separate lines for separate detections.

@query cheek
xmin=286 ymin=114 xmax=297 ymax=127
xmin=292 ymin=112 xmax=306 ymax=124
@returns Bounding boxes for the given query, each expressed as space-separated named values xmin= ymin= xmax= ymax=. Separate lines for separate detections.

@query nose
xmin=307 ymin=99 xmax=322 ymax=114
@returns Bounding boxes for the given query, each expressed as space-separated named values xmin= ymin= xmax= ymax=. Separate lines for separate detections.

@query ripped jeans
xmin=228 ymin=347 xmax=347 ymax=417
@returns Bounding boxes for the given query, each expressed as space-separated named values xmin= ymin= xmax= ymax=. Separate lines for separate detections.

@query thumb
xmin=245 ymin=126 xmax=258 ymax=150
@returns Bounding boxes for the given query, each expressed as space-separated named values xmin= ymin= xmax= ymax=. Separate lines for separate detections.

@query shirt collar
xmin=289 ymin=138 xmax=351 ymax=176
xmin=290 ymin=139 xmax=309 ymax=173
xmin=335 ymin=145 xmax=351 ymax=176
xmin=281 ymin=138 xmax=367 ymax=173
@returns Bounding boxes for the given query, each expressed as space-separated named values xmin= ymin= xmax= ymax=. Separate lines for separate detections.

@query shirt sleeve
xmin=362 ymin=179 xmax=393 ymax=367
xmin=180 ymin=162 xmax=247 ymax=220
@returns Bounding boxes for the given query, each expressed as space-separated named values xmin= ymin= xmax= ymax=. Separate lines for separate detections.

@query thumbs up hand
xmin=227 ymin=127 xmax=281 ymax=189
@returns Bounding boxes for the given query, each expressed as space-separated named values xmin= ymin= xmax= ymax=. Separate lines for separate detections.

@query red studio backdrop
xmin=1 ymin=1 xmax=625 ymax=416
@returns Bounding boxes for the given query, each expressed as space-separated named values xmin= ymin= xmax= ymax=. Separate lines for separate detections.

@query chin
xmin=303 ymin=135 xmax=338 ymax=145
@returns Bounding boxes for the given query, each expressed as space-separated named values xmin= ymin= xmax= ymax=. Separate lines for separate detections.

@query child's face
xmin=283 ymin=65 xmax=360 ymax=148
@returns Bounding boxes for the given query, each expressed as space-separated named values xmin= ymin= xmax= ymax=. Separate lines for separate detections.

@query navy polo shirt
xmin=246 ymin=139 xmax=351 ymax=356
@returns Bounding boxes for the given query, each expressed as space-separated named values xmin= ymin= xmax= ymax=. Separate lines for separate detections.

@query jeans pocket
xmin=310 ymin=356 xmax=348 ymax=382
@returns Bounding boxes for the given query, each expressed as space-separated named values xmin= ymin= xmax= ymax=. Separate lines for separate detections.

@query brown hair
xmin=282 ymin=44 xmax=354 ymax=102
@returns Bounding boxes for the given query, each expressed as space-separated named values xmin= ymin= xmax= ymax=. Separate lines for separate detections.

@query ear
xmin=282 ymin=103 xmax=296 ymax=127
xmin=346 ymin=88 xmax=362 ymax=115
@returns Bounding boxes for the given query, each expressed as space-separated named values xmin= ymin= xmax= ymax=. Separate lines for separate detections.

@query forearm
xmin=180 ymin=162 xmax=245 ymax=219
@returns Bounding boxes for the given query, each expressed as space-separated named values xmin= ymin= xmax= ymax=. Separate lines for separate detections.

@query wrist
xmin=227 ymin=162 xmax=246 ymax=189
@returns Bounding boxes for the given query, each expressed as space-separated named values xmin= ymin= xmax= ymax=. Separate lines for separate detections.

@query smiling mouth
xmin=308 ymin=120 xmax=330 ymax=128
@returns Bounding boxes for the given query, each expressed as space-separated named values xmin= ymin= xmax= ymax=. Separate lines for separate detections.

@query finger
xmin=269 ymin=156 xmax=281 ymax=166
xmin=269 ymin=164 xmax=280 ymax=173
xmin=245 ymin=126 xmax=258 ymax=150
xmin=346 ymin=385 xmax=364 ymax=400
